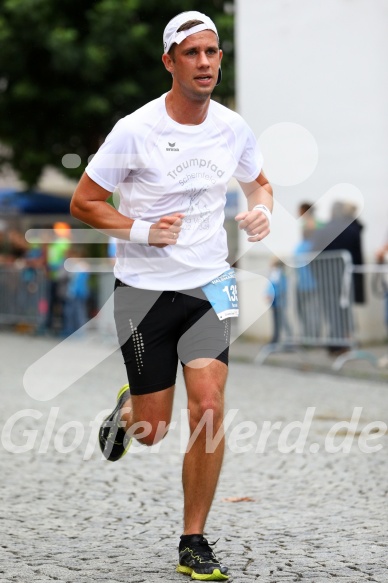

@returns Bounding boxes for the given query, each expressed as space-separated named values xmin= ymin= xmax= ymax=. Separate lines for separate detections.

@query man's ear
xmin=162 ymin=53 xmax=174 ymax=74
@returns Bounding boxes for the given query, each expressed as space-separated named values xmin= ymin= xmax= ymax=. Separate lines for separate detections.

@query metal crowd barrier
xmin=0 ymin=265 xmax=47 ymax=328
xmin=330 ymin=262 xmax=388 ymax=370
xmin=257 ymin=250 xmax=358 ymax=366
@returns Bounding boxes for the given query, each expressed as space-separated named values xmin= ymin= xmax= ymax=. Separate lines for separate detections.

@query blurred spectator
xmin=312 ymin=201 xmax=365 ymax=354
xmin=298 ymin=201 xmax=324 ymax=232
xmin=0 ymin=221 xmax=29 ymax=263
xmin=375 ymin=238 xmax=388 ymax=338
xmin=375 ymin=240 xmax=388 ymax=264
xmin=61 ymin=246 xmax=90 ymax=337
xmin=0 ymin=221 xmax=48 ymax=332
xmin=294 ymin=228 xmax=321 ymax=339
xmin=265 ymin=258 xmax=292 ymax=343
xmin=45 ymin=222 xmax=71 ymax=333
xmin=376 ymin=237 xmax=388 ymax=263
xmin=313 ymin=202 xmax=365 ymax=303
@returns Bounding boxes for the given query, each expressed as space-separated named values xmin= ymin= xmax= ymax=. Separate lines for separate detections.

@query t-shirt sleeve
xmin=233 ymin=123 xmax=264 ymax=183
xmin=85 ymin=119 xmax=136 ymax=192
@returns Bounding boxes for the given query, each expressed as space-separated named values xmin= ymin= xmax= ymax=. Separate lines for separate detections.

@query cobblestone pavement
xmin=0 ymin=332 xmax=387 ymax=583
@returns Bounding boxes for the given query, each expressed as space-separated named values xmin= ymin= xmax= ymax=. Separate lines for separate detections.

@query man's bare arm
xmin=70 ymin=172 xmax=183 ymax=247
xmin=235 ymin=171 xmax=273 ymax=242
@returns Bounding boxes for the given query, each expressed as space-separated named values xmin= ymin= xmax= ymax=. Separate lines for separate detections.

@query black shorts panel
xmin=113 ymin=281 xmax=231 ymax=395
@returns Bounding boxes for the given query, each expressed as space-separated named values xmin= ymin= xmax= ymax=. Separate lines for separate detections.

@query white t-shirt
xmin=86 ymin=94 xmax=263 ymax=290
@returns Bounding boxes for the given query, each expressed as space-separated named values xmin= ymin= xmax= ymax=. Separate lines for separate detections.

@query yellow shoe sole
xmin=176 ymin=565 xmax=229 ymax=580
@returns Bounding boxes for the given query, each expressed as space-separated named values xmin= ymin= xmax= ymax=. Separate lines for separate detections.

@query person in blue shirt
xmin=294 ymin=228 xmax=321 ymax=340
xmin=265 ymin=259 xmax=292 ymax=343
xmin=62 ymin=247 xmax=90 ymax=336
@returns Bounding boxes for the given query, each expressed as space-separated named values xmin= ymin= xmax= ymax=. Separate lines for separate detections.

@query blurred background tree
xmin=0 ymin=0 xmax=234 ymax=188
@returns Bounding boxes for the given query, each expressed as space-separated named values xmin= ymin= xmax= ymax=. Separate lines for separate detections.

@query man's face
xmin=163 ymin=30 xmax=223 ymax=101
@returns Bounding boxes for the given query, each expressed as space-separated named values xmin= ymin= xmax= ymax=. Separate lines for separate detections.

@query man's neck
xmin=165 ymin=90 xmax=211 ymax=125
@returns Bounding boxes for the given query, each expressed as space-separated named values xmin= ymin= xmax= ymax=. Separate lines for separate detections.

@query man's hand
xmin=148 ymin=213 xmax=184 ymax=247
xmin=235 ymin=208 xmax=270 ymax=242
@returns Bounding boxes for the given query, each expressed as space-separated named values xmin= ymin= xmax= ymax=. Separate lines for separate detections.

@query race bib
xmin=202 ymin=269 xmax=239 ymax=320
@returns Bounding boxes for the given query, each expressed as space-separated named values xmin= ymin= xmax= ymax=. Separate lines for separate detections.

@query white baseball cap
xmin=163 ymin=11 xmax=222 ymax=85
xmin=163 ymin=11 xmax=219 ymax=53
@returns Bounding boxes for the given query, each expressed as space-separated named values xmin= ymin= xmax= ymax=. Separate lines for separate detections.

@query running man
xmin=71 ymin=11 xmax=273 ymax=581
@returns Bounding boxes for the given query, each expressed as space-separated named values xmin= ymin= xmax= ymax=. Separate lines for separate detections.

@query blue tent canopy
xmin=0 ymin=188 xmax=70 ymax=215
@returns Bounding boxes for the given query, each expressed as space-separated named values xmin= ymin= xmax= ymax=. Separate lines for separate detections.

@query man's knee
xmin=188 ymin=394 xmax=224 ymax=432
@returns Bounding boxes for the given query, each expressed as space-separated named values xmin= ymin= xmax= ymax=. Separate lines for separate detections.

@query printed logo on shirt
xmin=166 ymin=142 xmax=179 ymax=152
xmin=167 ymin=158 xmax=225 ymax=181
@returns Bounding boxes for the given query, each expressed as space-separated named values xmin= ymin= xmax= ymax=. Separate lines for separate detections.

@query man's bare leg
xmin=121 ymin=386 xmax=176 ymax=445
xmin=182 ymin=359 xmax=228 ymax=534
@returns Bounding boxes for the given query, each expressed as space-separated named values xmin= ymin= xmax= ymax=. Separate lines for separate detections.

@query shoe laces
xmin=188 ymin=536 xmax=219 ymax=563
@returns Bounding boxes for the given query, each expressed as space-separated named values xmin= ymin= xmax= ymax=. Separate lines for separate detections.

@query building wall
xmin=235 ymin=0 xmax=388 ymax=342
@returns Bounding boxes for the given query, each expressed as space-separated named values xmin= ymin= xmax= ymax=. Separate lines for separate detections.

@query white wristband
xmin=253 ymin=204 xmax=272 ymax=227
xmin=129 ymin=219 xmax=152 ymax=245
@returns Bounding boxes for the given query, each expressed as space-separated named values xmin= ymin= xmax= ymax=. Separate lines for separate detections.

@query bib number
xmin=202 ymin=269 xmax=239 ymax=320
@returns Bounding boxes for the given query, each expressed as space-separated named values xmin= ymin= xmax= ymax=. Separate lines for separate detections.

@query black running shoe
xmin=99 ymin=384 xmax=132 ymax=462
xmin=177 ymin=535 xmax=229 ymax=580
